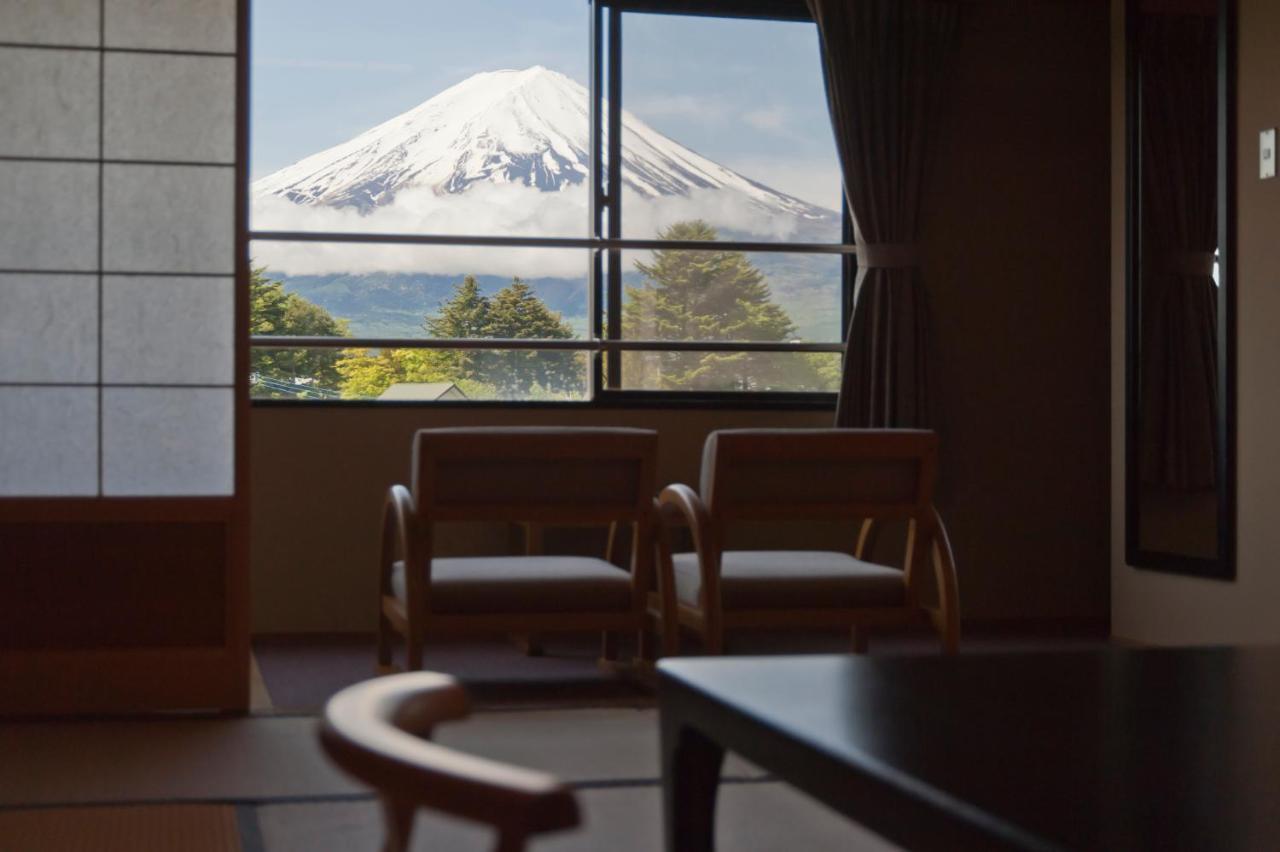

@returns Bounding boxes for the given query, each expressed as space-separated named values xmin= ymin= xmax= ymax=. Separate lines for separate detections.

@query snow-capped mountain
xmin=251 ymin=65 xmax=834 ymax=225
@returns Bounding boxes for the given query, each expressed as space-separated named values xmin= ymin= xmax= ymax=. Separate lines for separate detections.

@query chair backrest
xmin=700 ymin=429 xmax=939 ymax=521
xmin=320 ymin=672 xmax=579 ymax=852
xmin=411 ymin=427 xmax=658 ymax=524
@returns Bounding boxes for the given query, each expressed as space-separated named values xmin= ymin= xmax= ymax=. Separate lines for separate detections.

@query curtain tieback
xmin=1163 ymin=251 xmax=1216 ymax=277
xmin=859 ymin=243 xmax=922 ymax=268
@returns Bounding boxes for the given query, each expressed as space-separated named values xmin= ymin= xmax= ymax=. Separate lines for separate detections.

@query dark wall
xmin=926 ymin=0 xmax=1111 ymax=622
xmin=249 ymin=0 xmax=1113 ymax=633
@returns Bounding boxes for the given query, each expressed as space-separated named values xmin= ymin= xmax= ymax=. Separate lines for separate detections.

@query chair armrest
xmin=928 ymin=506 xmax=961 ymax=654
xmin=658 ymin=483 xmax=713 ymax=557
xmin=657 ymin=484 xmax=721 ymax=611
xmin=381 ymin=485 xmax=426 ymax=598
xmin=854 ymin=517 xmax=880 ymax=560
xmin=320 ymin=673 xmax=579 ymax=836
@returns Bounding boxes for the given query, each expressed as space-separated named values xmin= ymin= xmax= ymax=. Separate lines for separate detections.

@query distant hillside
xmin=279 ymin=273 xmax=588 ymax=339
xmin=274 ymin=250 xmax=842 ymax=343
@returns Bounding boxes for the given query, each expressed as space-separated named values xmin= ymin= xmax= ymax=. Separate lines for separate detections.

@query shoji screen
xmin=0 ymin=0 xmax=247 ymax=713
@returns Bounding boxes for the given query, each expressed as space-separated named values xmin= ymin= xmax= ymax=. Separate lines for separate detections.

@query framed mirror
xmin=1125 ymin=0 xmax=1235 ymax=578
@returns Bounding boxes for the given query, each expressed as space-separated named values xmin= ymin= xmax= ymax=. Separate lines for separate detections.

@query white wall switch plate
xmin=1262 ymin=128 xmax=1276 ymax=179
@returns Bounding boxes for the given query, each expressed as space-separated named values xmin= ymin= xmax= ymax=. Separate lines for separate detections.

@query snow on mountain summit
xmin=251 ymin=66 xmax=832 ymax=223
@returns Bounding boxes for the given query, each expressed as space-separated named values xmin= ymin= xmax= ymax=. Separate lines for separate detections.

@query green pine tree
xmin=421 ymin=274 xmax=492 ymax=381
xmin=335 ymin=275 xmax=582 ymax=400
xmin=482 ymin=277 xmax=582 ymax=398
xmin=250 ymin=267 xmax=349 ymax=398
xmin=622 ymin=220 xmax=829 ymax=391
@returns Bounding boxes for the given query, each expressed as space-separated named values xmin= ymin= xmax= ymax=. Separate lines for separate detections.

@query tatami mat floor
xmin=3 ymin=632 xmax=1106 ymax=851
xmin=252 ymin=781 xmax=893 ymax=852
xmin=0 ymin=706 xmax=893 ymax=851
xmin=251 ymin=629 xmax=1108 ymax=713
xmin=0 ymin=805 xmax=242 ymax=852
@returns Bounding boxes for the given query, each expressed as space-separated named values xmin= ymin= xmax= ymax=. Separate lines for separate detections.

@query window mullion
xmin=605 ymin=6 xmax=624 ymax=390
xmin=589 ymin=0 xmax=606 ymax=400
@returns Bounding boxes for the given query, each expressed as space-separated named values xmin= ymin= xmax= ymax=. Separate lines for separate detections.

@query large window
xmin=249 ymin=0 xmax=851 ymax=403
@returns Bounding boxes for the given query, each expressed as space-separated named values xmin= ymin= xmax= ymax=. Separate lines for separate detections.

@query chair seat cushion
xmin=672 ymin=550 xmax=906 ymax=611
xmin=391 ymin=556 xmax=633 ymax=614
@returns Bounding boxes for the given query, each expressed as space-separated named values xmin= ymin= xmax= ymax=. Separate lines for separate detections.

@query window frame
xmin=248 ymin=0 xmax=852 ymax=409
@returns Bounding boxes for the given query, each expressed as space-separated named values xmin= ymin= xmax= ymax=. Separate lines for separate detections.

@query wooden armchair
xmin=378 ymin=427 xmax=669 ymax=671
xmin=320 ymin=672 xmax=579 ymax=852
xmin=654 ymin=429 xmax=960 ymax=655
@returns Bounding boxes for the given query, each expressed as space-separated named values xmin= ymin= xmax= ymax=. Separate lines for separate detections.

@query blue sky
xmin=250 ymin=0 xmax=842 ymax=209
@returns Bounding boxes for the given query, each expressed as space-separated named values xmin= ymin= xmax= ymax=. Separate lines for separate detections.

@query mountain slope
xmin=251 ymin=66 xmax=833 ymax=224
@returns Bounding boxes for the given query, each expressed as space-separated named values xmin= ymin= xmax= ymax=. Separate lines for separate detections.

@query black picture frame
xmin=1124 ymin=0 xmax=1236 ymax=580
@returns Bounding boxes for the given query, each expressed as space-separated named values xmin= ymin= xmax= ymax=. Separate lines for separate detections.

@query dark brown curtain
xmin=807 ymin=0 xmax=958 ymax=427
xmin=1139 ymin=13 xmax=1218 ymax=489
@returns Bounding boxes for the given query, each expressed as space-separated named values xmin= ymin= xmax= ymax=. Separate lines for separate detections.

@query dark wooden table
xmin=658 ymin=648 xmax=1280 ymax=851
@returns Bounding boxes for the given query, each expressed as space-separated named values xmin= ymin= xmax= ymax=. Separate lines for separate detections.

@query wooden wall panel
xmin=0 ymin=522 xmax=226 ymax=650
xmin=0 ymin=0 xmax=249 ymax=714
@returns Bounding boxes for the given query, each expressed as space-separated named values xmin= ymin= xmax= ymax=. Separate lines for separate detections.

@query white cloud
xmin=742 ymin=105 xmax=789 ymax=133
xmin=254 ymin=58 xmax=414 ymax=73
xmin=626 ymin=94 xmax=729 ymax=126
xmin=250 ymin=182 xmax=834 ymax=278
xmin=718 ymin=157 xmax=844 ymax=212
xmin=251 ymin=184 xmax=590 ymax=277
xmin=619 ymin=187 xmax=821 ymax=241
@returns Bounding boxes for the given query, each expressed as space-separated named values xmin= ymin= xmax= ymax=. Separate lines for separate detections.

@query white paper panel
xmin=0 ymin=48 xmax=99 ymax=159
xmin=0 ymin=274 xmax=98 ymax=383
xmin=102 ymin=164 xmax=234 ymax=274
xmin=0 ymin=387 xmax=98 ymax=496
xmin=104 ymin=53 xmax=236 ymax=164
xmin=0 ymin=0 xmax=100 ymax=47
xmin=103 ymin=0 xmax=236 ymax=53
xmin=102 ymin=276 xmax=234 ymax=384
xmin=102 ymin=387 xmax=234 ymax=496
xmin=0 ymin=162 xmax=98 ymax=271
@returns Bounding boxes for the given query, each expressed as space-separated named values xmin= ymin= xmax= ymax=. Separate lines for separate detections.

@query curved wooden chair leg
xmin=638 ymin=626 xmax=656 ymax=663
xmin=376 ymin=611 xmax=398 ymax=674
xmin=702 ymin=621 xmax=724 ymax=656
xmin=380 ymin=797 xmax=415 ymax=852
xmin=512 ymin=634 xmax=545 ymax=657
xmin=850 ymin=625 xmax=869 ymax=655
xmin=933 ymin=563 xmax=961 ymax=655
xmin=604 ymin=521 xmax=620 ymax=565
xmin=651 ymin=515 xmax=681 ymax=659
xmin=854 ymin=517 xmax=882 ymax=560
xmin=659 ymin=609 xmax=679 ymax=659
xmin=523 ymin=522 xmax=544 ymax=556
xmin=601 ymin=631 xmax=620 ymax=662
xmin=494 ymin=831 xmax=527 ymax=852
xmin=406 ymin=624 xmax=425 ymax=671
